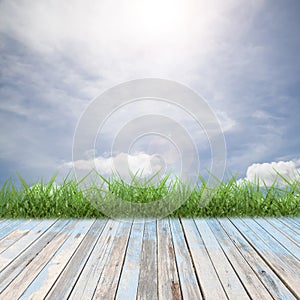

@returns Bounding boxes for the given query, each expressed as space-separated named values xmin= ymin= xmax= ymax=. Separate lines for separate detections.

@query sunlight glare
xmin=134 ymin=0 xmax=188 ymax=37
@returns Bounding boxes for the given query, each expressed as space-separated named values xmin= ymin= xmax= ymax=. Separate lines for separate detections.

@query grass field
xmin=0 ymin=171 xmax=299 ymax=218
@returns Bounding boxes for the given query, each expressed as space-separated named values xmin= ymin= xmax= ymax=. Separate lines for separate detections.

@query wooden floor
xmin=0 ymin=218 xmax=299 ymax=300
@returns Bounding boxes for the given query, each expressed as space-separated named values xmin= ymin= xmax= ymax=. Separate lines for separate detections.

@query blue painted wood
xmin=0 ymin=220 xmax=41 ymax=254
xmin=157 ymin=218 xmax=182 ymax=300
xmin=247 ymin=219 xmax=300 ymax=261
xmin=194 ymin=219 xmax=250 ymax=299
xmin=45 ymin=219 xmax=107 ymax=300
xmin=181 ymin=218 xmax=227 ymax=300
xmin=93 ymin=219 xmax=132 ymax=299
xmin=1 ymin=220 xmax=81 ymax=299
xmin=0 ymin=219 xmax=55 ymax=272
xmin=69 ymin=219 xmax=119 ymax=300
xmin=292 ymin=217 xmax=300 ymax=226
xmin=20 ymin=219 xmax=95 ymax=300
xmin=136 ymin=219 xmax=158 ymax=300
xmin=0 ymin=220 xmax=13 ymax=232
xmin=208 ymin=219 xmax=273 ymax=300
xmin=116 ymin=220 xmax=145 ymax=300
xmin=170 ymin=218 xmax=202 ymax=299
xmin=0 ymin=218 xmax=299 ymax=299
xmin=267 ymin=218 xmax=300 ymax=245
xmin=232 ymin=218 xmax=300 ymax=297
xmin=281 ymin=218 xmax=300 ymax=234
xmin=218 ymin=218 xmax=297 ymax=300
xmin=254 ymin=218 xmax=300 ymax=259
xmin=0 ymin=219 xmax=70 ymax=294
xmin=0 ymin=220 xmax=27 ymax=240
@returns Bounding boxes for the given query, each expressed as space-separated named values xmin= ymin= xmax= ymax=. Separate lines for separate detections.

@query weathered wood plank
xmin=0 ymin=220 xmax=40 ymax=254
xmin=170 ymin=219 xmax=202 ymax=299
xmin=265 ymin=218 xmax=300 ymax=247
xmin=0 ymin=220 xmax=55 ymax=271
xmin=219 ymin=218 xmax=297 ymax=299
xmin=294 ymin=217 xmax=300 ymax=224
xmin=194 ymin=219 xmax=250 ymax=299
xmin=0 ymin=219 xmax=69 ymax=293
xmin=115 ymin=220 xmax=145 ymax=300
xmin=232 ymin=218 xmax=300 ymax=298
xmin=244 ymin=219 xmax=300 ymax=266
xmin=207 ymin=219 xmax=273 ymax=300
xmin=0 ymin=220 xmax=14 ymax=233
xmin=20 ymin=219 xmax=95 ymax=300
xmin=136 ymin=219 xmax=158 ymax=300
xmin=0 ymin=220 xmax=77 ymax=299
xmin=0 ymin=217 xmax=299 ymax=299
xmin=69 ymin=219 xmax=118 ymax=300
xmin=157 ymin=218 xmax=182 ymax=300
xmin=0 ymin=220 xmax=24 ymax=240
xmin=280 ymin=218 xmax=300 ymax=234
xmin=266 ymin=218 xmax=300 ymax=245
xmin=254 ymin=218 xmax=300 ymax=258
xmin=285 ymin=217 xmax=300 ymax=227
xmin=181 ymin=218 xmax=227 ymax=300
xmin=45 ymin=219 xmax=107 ymax=300
xmin=93 ymin=220 xmax=132 ymax=299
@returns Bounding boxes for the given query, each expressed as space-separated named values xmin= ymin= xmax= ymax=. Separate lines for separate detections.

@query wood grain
xmin=0 ymin=217 xmax=299 ymax=300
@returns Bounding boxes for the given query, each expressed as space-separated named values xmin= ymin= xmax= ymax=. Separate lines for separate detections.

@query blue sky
xmin=0 ymin=0 xmax=300 ymax=186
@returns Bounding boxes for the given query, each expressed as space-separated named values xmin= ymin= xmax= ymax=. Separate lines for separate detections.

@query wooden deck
xmin=0 ymin=218 xmax=299 ymax=300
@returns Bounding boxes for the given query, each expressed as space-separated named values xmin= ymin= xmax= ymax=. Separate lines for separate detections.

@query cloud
xmin=238 ymin=160 xmax=300 ymax=186
xmin=64 ymin=152 xmax=168 ymax=179
xmin=1 ymin=0 xmax=299 ymax=187
xmin=0 ymin=0 xmax=268 ymax=84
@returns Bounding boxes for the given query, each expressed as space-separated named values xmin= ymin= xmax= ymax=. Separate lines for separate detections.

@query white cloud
xmin=64 ymin=152 xmax=168 ymax=179
xmin=238 ymin=160 xmax=300 ymax=186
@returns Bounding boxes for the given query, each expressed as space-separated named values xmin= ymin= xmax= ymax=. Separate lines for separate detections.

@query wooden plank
xmin=294 ymin=217 xmax=300 ymax=224
xmin=115 ymin=220 xmax=145 ymax=300
xmin=19 ymin=219 xmax=95 ymax=300
xmin=169 ymin=219 xmax=202 ymax=299
xmin=232 ymin=218 xmax=300 ymax=298
xmin=157 ymin=218 xmax=182 ymax=300
xmin=266 ymin=218 xmax=300 ymax=245
xmin=0 ymin=220 xmax=39 ymax=254
xmin=219 ymin=218 xmax=296 ymax=300
xmin=280 ymin=218 xmax=300 ymax=234
xmin=207 ymin=219 xmax=273 ymax=300
xmin=0 ymin=219 xmax=69 ymax=293
xmin=0 ymin=220 xmax=14 ymax=232
xmin=136 ymin=220 xmax=158 ymax=300
xmin=93 ymin=219 xmax=132 ymax=299
xmin=181 ymin=219 xmax=227 ymax=300
xmin=0 ymin=220 xmax=77 ymax=299
xmin=69 ymin=219 xmax=119 ymax=300
xmin=0 ymin=217 xmax=299 ymax=299
xmin=0 ymin=220 xmax=55 ymax=271
xmin=286 ymin=217 xmax=300 ymax=227
xmin=0 ymin=220 xmax=24 ymax=240
xmin=194 ymin=219 xmax=250 ymax=299
xmin=254 ymin=218 xmax=300 ymax=259
xmin=243 ymin=219 xmax=300 ymax=268
xmin=45 ymin=219 xmax=107 ymax=300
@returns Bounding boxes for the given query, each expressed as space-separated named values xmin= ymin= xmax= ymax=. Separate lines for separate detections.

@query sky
xmin=0 ymin=0 xmax=300 ymax=187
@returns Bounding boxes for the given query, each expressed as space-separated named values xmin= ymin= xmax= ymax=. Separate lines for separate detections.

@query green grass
xmin=0 ymin=171 xmax=299 ymax=218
